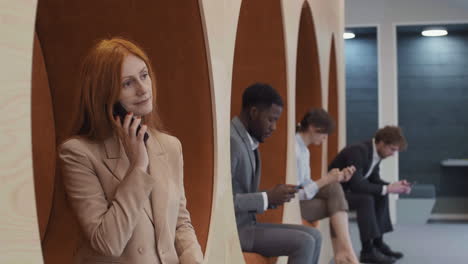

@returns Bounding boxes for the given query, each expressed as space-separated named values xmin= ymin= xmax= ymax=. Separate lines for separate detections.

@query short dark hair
xmin=242 ymin=83 xmax=283 ymax=111
xmin=375 ymin=126 xmax=407 ymax=150
xmin=297 ymin=108 xmax=335 ymax=134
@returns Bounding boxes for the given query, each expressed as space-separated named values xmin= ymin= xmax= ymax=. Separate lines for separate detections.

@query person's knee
xmin=357 ymin=194 xmax=374 ymax=210
xmin=329 ymin=182 xmax=342 ymax=193
xmin=300 ymin=227 xmax=322 ymax=249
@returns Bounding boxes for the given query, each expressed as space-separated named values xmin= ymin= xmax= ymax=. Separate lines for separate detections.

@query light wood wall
xmin=0 ymin=0 xmax=345 ymax=263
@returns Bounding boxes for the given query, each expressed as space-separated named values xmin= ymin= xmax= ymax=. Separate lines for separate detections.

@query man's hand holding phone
xmin=294 ymin=184 xmax=304 ymax=190
xmin=400 ymin=179 xmax=413 ymax=194
xmin=388 ymin=180 xmax=412 ymax=194
xmin=266 ymin=184 xmax=299 ymax=206
xmin=400 ymin=179 xmax=413 ymax=187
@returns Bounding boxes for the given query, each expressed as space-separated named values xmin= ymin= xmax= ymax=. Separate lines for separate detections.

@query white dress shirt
xmin=366 ymin=139 xmax=387 ymax=195
xmin=295 ymin=133 xmax=319 ymax=200
xmin=245 ymin=131 xmax=269 ymax=210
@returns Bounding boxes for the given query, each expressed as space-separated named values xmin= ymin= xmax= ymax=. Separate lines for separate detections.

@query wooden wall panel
xmin=327 ymin=36 xmax=339 ymax=165
xmin=0 ymin=0 xmax=43 ymax=263
xmin=232 ymin=0 xmax=288 ymax=225
xmin=31 ymin=33 xmax=56 ymax=242
xmin=285 ymin=1 xmax=346 ymax=263
xmin=198 ymin=0 xmax=246 ymax=262
xmin=295 ymin=2 xmax=323 ymax=181
xmin=35 ymin=0 xmax=214 ymax=261
xmin=1 ymin=0 xmax=346 ymax=263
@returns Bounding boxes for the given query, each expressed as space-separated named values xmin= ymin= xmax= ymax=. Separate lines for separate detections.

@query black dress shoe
xmin=360 ymin=248 xmax=396 ymax=264
xmin=376 ymin=243 xmax=404 ymax=259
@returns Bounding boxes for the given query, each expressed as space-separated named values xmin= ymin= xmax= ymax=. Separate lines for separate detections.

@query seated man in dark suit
xmin=231 ymin=83 xmax=322 ymax=264
xmin=329 ymin=126 xmax=412 ymax=264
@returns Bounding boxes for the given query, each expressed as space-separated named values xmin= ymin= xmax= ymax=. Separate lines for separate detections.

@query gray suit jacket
xmin=230 ymin=117 xmax=266 ymax=250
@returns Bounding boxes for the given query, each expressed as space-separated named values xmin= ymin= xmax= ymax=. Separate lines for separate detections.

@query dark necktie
xmin=254 ymin=149 xmax=260 ymax=172
xmin=252 ymin=149 xmax=260 ymax=188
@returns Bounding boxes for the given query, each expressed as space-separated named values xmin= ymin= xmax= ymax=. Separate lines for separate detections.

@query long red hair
xmin=75 ymin=37 xmax=163 ymax=140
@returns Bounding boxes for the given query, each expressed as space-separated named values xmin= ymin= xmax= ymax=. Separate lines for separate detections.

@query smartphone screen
xmin=113 ymin=102 xmax=149 ymax=142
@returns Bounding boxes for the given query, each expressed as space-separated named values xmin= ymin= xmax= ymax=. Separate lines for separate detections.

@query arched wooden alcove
xmin=231 ymin=0 xmax=288 ymax=228
xmin=31 ymin=33 xmax=56 ymax=242
xmin=295 ymin=1 xmax=324 ymax=181
xmin=33 ymin=1 xmax=214 ymax=262
xmin=327 ymin=36 xmax=339 ymax=164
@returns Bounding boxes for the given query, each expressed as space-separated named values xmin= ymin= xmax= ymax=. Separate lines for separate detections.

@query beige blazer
xmin=59 ymin=130 xmax=203 ymax=264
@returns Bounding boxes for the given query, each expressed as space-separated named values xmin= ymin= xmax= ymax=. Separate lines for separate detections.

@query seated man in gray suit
xmin=231 ymin=83 xmax=322 ymax=264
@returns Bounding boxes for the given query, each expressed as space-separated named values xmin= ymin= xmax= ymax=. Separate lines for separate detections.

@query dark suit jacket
xmin=328 ymin=140 xmax=389 ymax=195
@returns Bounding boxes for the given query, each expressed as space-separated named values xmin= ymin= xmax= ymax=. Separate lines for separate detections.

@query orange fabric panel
xmin=35 ymin=0 xmax=213 ymax=261
xmin=31 ymin=33 xmax=56 ymax=242
xmin=295 ymin=3 xmax=324 ymax=181
xmin=232 ymin=0 xmax=287 ymax=225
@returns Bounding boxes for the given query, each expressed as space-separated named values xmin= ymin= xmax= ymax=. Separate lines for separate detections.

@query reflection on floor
xmin=348 ymin=221 xmax=468 ymax=264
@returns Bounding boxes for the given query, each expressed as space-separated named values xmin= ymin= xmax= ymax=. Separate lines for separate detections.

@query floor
xmin=348 ymin=221 xmax=468 ymax=264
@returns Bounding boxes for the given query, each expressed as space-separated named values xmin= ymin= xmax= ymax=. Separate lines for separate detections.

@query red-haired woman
xmin=59 ymin=37 xmax=203 ymax=264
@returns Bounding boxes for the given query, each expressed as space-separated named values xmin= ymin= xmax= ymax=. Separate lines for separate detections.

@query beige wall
xmin=0 ymin=0 xmax=345 ymax=263
xmin=0 ymin=0 xmax=43 ymax=263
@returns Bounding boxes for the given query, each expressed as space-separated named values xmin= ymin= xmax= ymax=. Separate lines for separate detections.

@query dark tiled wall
xmin=345 ymin=32 xmax=379 ymax=146
xmin=398 ymin=31 xmax=468 ymax=197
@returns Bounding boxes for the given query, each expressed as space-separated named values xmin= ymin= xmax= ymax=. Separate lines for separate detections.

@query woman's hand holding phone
xmin=327 ymin=168 xmax=345 ymax=183
xmin=116 ymin=113 xmax=149 ymax=171
xmin=342 ymin=165 xmax=356 ymax=182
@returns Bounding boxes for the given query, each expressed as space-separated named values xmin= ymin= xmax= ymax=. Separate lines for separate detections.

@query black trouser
xmin=345 ymin=192 xmax=393 ymax=242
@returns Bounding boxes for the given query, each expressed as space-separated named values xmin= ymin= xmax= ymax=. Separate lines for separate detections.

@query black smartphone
xmin=113 ymin=102 xmax=149 ymax=142
xmin=295 ymin=184 xmax=304 ymax=190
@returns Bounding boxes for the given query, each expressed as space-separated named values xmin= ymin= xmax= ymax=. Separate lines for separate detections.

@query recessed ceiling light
xmin=422 ymin=27 xmax=448 ymax=37
xmin=343 ymin=32 xmax=355 ymax=39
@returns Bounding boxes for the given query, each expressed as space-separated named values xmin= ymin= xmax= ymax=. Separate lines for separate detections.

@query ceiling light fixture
xmin=422 ymin=27 xmax=448 ymax=37
xmin=343 ymin=31 xmax=355 ymax=39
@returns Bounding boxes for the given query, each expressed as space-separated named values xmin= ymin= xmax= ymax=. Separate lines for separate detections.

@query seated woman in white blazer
xmin=59 ymin=37 xmax=203 ymax=264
